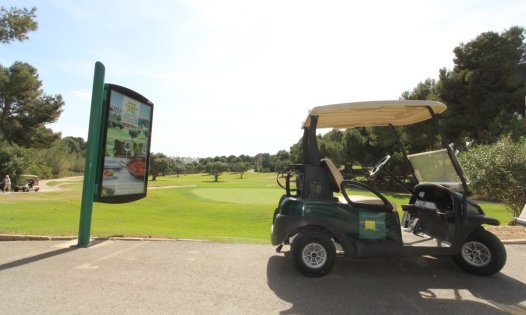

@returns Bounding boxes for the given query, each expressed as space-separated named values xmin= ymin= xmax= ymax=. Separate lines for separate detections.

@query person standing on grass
xmin=3 ymin=175 xmax=11 ymax=192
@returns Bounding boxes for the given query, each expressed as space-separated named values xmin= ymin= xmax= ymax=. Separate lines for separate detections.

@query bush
xmin=0 ymin=140 xmax=74 ymax=179
xmin=459 ymin=136 xmax=526 ymax=219
xmin=0 ymin=144 xmax=30 ymax=178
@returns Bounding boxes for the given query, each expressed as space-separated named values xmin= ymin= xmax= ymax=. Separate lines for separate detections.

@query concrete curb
xmin=0 ymin=234 xmax=208 ymax=243
xmin=0 ymin=234 xmax=77 ymax=241
xmin=501 ymin=239 xmax=526 ymax=244
xmin=1 ymin=234 xmax=525 ymax=244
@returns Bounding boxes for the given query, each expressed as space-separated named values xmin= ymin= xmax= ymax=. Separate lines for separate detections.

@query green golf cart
xmin=271 ymin=100 xmax=506 ymax=277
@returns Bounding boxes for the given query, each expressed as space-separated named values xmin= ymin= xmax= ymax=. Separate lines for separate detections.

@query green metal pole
xmin=78 ymin=61 xmax=105 ymax=246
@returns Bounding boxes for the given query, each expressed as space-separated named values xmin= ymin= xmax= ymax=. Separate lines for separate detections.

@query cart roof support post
xmin=302 ymin=115 xmax=320 ymax=165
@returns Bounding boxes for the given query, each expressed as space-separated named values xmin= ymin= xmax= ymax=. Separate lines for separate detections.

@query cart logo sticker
xmin=359 ymin=212 xmax=386 ymax=240
xmin=364 ymin=220 xmax=376 ymax=231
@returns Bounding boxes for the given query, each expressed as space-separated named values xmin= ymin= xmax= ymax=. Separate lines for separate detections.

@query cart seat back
xmin=321 ymin=158 xmax=344 ymax=193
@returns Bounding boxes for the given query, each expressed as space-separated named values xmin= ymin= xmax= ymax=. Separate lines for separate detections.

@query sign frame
xmin=95 ymin=83 xmax=154 ymax=203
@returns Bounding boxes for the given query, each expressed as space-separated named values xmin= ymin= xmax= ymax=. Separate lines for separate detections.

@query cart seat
xmin=322 ymin=158 xmax=396 ymax=212
xmin=321 ymin=158 xmax=344 ymax=193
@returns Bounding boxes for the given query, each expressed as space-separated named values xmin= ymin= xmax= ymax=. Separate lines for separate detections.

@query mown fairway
xmin=0 ymin=172 xmax=513 ymax=243
xmin=0 ymin=173 xmax=282 ymax=243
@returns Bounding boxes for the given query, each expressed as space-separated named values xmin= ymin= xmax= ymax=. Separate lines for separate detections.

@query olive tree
xmin=232 ymin=161 xmax=251 ymax=179
xmin=206 ymin=161 xmax=229 ymax=182
xmin=459 ymin=136 xmax=526 ymax=219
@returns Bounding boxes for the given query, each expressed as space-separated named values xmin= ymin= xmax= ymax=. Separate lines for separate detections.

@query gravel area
xmin=487 ymin=225 xmax=526 ymax=241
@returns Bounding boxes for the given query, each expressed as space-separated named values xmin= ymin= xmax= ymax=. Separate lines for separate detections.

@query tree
xmin=341 ymin=128 xmax=372 ymax=177
xmin=238 ymin=154 xmax=255 ymax=164
xmin=39 ymin=141 xmax=71 ymax=177
xmin=0 ymin=62 xmax=64 ymax=147
xmin=61 ymin=136 xmax=86 ymax=173
xmin=400 ymin=79 xmax=442 ymax=153
xmin=289 ymin=138 xmax=303 ymax=164
xmin=459 ymin=136 xmax=526 ymax=219
xmin=318 ymin=130 xmax=345 ymax=167
xmin=62 ymin=136 xmax=86 ymax=156
xmin=206 ymin=161 xmax=229 ymax=182
xmin=0 ymin=143 xmax=30 ymax=178
xmin=173 ymin=162 xmax=186 ymax=177
xmin=435 ymin=26 xmax=526 ymax=146
xmin=0 ymin=6 xmax=37 ymax=44
xmin=149 ymin=153 xmax=169 ymax=180
xmin=272 ymin=150 xmax=291 ymax=172
xmin=232 ymin=161 xmax=251 ymax=179
xmin=254 ymin=153 xmax=271 ymax=172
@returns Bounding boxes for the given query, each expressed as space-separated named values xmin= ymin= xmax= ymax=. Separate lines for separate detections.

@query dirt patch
xmin=486 ymin=225 xmax=526 ymax=241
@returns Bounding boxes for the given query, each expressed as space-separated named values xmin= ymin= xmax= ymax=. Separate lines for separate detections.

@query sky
xmin=2 ymin=0 xmax=525 ymax=158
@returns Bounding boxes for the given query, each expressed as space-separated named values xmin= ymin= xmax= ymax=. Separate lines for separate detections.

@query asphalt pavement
xmin=1 ymin=240 xmax=525 ymax=314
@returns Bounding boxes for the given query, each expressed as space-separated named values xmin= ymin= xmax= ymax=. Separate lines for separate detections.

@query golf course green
xmin=0 ymin=172 xmax=513 ymax=243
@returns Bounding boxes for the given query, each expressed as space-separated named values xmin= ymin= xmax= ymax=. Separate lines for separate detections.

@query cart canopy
xmin=303 ymin=100 xmax=447 ymax=129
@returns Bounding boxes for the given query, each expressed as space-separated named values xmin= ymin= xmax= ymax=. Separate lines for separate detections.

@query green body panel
xmin=279 ymin=198 xmax=401 ymax=243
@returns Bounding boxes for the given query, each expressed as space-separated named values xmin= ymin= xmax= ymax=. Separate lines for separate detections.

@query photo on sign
xmin=100 ymin=88 xmax=152 ymax=199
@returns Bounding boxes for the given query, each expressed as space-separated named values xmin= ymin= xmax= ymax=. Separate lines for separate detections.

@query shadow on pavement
xmin=0 ymin=247 xmax=78 ymax=271
xmin=267 ymin=255 xmax=526 ymax=314
xmin=0 ymin=238 xmax=111 ymax=272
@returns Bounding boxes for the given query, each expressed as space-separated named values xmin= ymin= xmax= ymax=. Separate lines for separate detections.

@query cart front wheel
xmin=453 ymin=229 xmax=506 ymax=276
xmin=291 ymin=231 xmax=336 ymax=277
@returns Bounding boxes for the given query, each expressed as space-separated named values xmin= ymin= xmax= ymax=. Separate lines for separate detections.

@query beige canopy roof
xmin=302 ymin=100 xmax=447 ymax=129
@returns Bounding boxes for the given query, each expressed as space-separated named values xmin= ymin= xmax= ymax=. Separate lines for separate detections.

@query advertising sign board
xmin=95 ymin=84 xmax=154 ymax=203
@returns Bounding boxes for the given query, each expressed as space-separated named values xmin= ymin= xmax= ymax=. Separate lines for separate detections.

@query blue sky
xmin=2 ymin=0 xmax=525 ymax=157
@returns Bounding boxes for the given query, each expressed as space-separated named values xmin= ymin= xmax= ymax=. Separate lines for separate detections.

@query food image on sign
xmin=100 ymin=89 xmax=152 ymax=197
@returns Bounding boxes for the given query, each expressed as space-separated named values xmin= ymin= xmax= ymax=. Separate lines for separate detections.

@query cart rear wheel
xmin=291 ymin=231 xmax=336 ymax=277
xmin=453 ymin=229 xmax=506 ymax=276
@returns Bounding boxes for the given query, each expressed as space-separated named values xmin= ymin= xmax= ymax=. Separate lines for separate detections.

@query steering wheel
xmin=370 ymin=155 xmax=391 ymax=179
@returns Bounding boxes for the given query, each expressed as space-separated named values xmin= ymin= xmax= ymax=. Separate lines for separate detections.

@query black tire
xmin=453 ymin=229 xmax=507 ymax=276
xmin=13 ymin=187 xmax=18 ymax=192
xmin=23 ymin=187 xmax=28 ymax=192
xmin=291 ymin=230 xmax=336 ymax=277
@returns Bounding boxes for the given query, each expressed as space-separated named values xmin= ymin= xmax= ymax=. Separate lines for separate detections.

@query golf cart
xmin=13 ymin=175 xmax=40 ymax=192
xmin=271 ymin=100 xmax=506 ymax=277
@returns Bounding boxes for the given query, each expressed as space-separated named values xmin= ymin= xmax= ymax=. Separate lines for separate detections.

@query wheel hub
xmin=302 ymin=243 xmax=327 ymax=269
xmin=461 ymin=241 xmax=491 ymax=267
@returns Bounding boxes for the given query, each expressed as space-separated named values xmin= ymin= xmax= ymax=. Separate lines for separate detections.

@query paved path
xmin=1 ymin=240 xmax=525 ymax=314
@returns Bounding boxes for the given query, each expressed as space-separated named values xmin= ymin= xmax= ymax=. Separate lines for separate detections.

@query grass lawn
xmin=0 ymin=172 xmax=282 ymax=243
xmin=0 ymin=172 xmax=514 ymax=243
